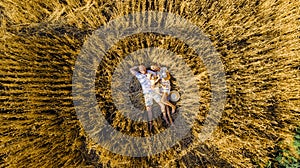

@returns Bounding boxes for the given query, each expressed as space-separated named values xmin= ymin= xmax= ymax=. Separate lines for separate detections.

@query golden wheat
xmin=0 ymin=0 xmax=299 ymax=167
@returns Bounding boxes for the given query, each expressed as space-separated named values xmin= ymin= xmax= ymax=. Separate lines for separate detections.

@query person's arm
xmin=147 ymin=70 xmax=156 ymax=76
xmin=130 ymin=66 xmax=139 ymax=75
xmin=154 ymin=76 xmax=161 ymax=85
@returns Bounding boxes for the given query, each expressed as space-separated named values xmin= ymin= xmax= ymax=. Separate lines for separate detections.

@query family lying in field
xmin=130 ymin=65 xmax=176 ymax=131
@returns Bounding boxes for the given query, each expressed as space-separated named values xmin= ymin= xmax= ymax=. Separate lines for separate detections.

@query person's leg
xmin=166 ymin=105 xmax=173 ymax=124
xmin=144 ymin=93 xmax=153 ymax=131
xmin=153 ymin=93 xmax=169 ymax=125
xmin=146 ymin=105 xmax=153 ymax=131
xmin=159 ymin=103 xmax=169 ymax=125
xmin=161 ymin=93 xmax=176 ymax=114
xmin=146 ymin=106 xmax=152 ymax=121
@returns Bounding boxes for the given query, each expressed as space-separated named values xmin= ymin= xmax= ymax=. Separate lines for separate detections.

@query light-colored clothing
xmin=147 ymin=70 xmax=156 ymax=76
xmin=150 ymin=79 xmax=161 ymax=95
xmin=152 ymin=85 xmax=161 ymax=95
xmin=144 ymin=92 xmax=162 ymax=106
xmin=135 ymin=71 xmax=154 ymax=94
xmin=134 ymin=70 xmax=162 ymax=106
xmin=156 ymin=67 xmax=168 ymax=79
xmin=161 ymin=79 xmax=170 ymax=94
xmin=156 ymin=67 xmax=171 ymax=94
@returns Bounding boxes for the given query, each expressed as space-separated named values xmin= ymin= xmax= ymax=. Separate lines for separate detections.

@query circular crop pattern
xmin=72 ymin=11 xmax=226 ymax=157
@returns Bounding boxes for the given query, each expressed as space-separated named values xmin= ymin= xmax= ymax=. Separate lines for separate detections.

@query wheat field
xmin=0 ymin=0 xmax=299 ymax=167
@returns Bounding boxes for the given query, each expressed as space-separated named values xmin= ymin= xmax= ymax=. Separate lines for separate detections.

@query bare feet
xmin=171 ymin=106 xmax=176 ymax=114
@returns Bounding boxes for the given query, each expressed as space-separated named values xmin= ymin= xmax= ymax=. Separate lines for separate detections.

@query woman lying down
xmin=147 ymin=65 xmax=176 ymax=125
